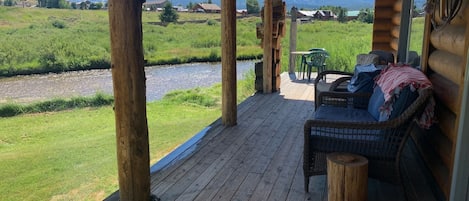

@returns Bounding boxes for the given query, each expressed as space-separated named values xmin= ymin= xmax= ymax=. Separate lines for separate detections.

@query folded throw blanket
xmin=375 ymin=64 xmax=435 ymax=129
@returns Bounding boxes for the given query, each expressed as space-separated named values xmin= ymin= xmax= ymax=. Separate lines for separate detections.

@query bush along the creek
xmin=0 ymin=93 xmax=114 ymax=117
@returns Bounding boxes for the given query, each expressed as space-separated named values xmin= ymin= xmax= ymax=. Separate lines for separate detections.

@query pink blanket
xmin=375 ymin=64 xmax=435 ymax=129
xmin=376 ymin=64 xmax=433 ymax=101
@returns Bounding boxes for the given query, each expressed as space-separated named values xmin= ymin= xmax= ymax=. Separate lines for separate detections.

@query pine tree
xmin=159 ymin=2 xmax=179 ymax=23
xmin=246 ymin=0 xmax=260 ymax=14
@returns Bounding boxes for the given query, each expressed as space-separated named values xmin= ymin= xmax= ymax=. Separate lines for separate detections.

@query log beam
xmin=288 ymin=7 xmax=298 ymax=74
xmin=221 ymin=0 xmax=237 ymax=126
xmin=263 ymin=0 xmax=273 ymax=93
xmin=108 ymin=0 xmax=150 ymax=200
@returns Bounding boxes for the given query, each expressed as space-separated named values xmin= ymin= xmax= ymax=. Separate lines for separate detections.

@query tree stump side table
xmin=327 ymin=152 xmax=368 ymax=201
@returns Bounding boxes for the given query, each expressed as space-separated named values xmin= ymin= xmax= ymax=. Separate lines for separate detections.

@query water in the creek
xmin=0 ymin=61 xmax=257 ymax=104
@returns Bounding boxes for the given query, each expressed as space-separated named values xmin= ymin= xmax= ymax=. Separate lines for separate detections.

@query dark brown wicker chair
xmin=313 ymin=53 xmax=383 ymax=109
xmin=313 ymin=70 xmax=353 ymax=108
xmin=303 ymin=87 xmax=433 ymax=192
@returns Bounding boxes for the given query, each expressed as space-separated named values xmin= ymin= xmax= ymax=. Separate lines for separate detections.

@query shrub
xmin=0 ymin=104 xmax=23 ymax=117
xmin=206 ymin=19 xmax=217 ymax=26
xmin=162 ymin=88 xmax=217 ymax=107
xmin=0 ymin=93 xmax=114 ymax=117
xmin=52 ymin=20 xmax=67 ymax=29
xmin=3 ymin=0 xmax=13 ymax=6
xmin=159 ymin=2 xmax=178 ymax=23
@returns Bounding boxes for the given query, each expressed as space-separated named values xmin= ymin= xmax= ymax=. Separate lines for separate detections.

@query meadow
xmin=0 ymin=7 xmax=425 ymax=201
xmin=0 ymin=7 xmax=424 ymax=77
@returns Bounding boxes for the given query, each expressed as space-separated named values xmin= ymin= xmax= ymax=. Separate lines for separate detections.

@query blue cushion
xmin=379 ymin=86 xmax=419 ymax=121
xmin=367 ymin=86 xmax=385 ymax=121
xmin=347 ymin=64 xmax=381 ymax=93
xmin=315 ymin=105 xmax=377 ymax=122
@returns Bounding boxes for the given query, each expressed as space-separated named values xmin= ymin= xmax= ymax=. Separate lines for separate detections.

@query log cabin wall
xmin=372 ymin=0 xmax=402 ymax=58
xmin=416 ymin=0 xmax=469 ymax=199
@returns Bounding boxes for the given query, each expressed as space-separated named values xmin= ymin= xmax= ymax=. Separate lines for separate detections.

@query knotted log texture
xmin=327 ymin=152 xmax=368 ymax=201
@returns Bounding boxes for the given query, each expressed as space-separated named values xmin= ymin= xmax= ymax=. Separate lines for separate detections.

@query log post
xmin=263 ymin=0 xmax=273 ymax=93
xmin=108 ymin=0 xmax=151 ymax=200
xmin=221 ymin=0 xmax=237 ymax=126
xmin=327 ymin=152 xmax=368 ymax=201
xmin=288 ymin=7 xmax=298 ymax=74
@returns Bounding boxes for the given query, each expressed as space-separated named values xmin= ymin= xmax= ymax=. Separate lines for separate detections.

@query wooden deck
xmin=106 ymin=72 xmax=439 ymax=201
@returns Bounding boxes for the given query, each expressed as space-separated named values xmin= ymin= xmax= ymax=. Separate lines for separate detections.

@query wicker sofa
xmin=303 ymin=65 xmax=433 ymax=192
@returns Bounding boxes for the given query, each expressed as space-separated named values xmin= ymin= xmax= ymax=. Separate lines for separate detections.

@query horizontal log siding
xmin=372 ymin=0 xmax=400 ymax=56
xmin=419 ymin=1 xmax=469 ymax=198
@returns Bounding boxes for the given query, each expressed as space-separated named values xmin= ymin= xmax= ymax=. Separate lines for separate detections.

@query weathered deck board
xmin=106 ymin=72 xmax=438 ymax=201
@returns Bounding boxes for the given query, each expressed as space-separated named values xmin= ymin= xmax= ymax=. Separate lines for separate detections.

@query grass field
xmin=0 ymin=7 xmax=262 ymax=76
xmin=0 ymin=7 xmax=424 ymax=77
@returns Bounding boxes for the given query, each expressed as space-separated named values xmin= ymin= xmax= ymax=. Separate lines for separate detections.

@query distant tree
xmin=58 ymin=0 xmax=70 ymax=9
xmin=318 ymin=5 xmax=347 ymax=17
xmin=159 ymin=2 xmax=179 ymax=23
xmin=79 ymin=1 xmax=87 ymax=9
xmin=71 ymin=2 xmax=77 ymax=9
xmin=89 ymin=2 xmax=102 ymax=9
xmin=37 ymin=0 xmax=45 ymax=7
xmin=357 ymin=8 xmax=374 ymax=23
xmin=412 ymin=2 xmax=422 ymax=17
xmin=246 ymin=0 xmax=259 ymax=14
xmin=46 ymin=0 xmax=59 ymax=8
xmin=187 ymin=1 xmax=193 ymax=9
xmin=337 ymin=8 xmax=347 ymax=23
xmin=4 ymin=0 xmax=14 ymax=6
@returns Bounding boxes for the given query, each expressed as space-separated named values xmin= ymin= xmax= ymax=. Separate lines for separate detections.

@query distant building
xmin=314 ymin=10 xmax=336 ymax=20
xmin=237 ymin=9 xmax=248 ymax=16
xmin=173 ymin=6 xmax=189 ymax=12
xmin=191 ymin=3 xmax=221 ymax=13
xmin=347 ymin=11 xmax=360 ymax=21
xmin=143 ymin=0 xmax=168 ymax=11
xmin=296 ymin=10 xmax=316 ymax=22
xmin=296 ymin=10 xmax=336 ymax=21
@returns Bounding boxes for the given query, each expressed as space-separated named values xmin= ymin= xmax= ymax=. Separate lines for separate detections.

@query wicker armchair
xmin=303 ymin=86 xmax=433 ymax=192
xmin=313 ymin=53 xmax=383 ymax=109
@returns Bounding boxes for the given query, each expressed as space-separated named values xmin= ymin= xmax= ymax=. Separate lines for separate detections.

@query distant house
xmin=143 ymin=0 xmax=168 ymax=11
xmin=296 ymin=10 xmax=336 ymax=21
xmin=173 ymin=6 xmax=189 ymax=12
xmin=296 ymin=10 xmax=316 ymax=22
xmin=237 ymin=9 xmax=248 ymax=16
xmin=192 ymin=3 xmax=221 ymax=13
xmin=314 ymin=10 xmax=336 ymax=20
xmin=347 ymin=11 xmax=360 ymax=21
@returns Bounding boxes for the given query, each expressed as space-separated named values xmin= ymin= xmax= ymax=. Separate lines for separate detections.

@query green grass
xmin=0 ymin=7 xmax=262 ymax=76
xmin=0 ymin=70 xmax=255 ymax=201
xmin=0 ymin=7 xmax=424 ymax=76
xmin=0 ymin=93 xmax=114 ymax=117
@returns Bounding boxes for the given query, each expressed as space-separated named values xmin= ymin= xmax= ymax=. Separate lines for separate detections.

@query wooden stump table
xmin=327 ymin=152 xmax=369 ymax=201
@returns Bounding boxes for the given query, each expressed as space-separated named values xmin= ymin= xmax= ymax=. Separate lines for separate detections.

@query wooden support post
xmin=108 ymin=0 xmax=151 ymax=200
xmin=289 ymin=7 xmax=298 ymax=74
xmin=327 ymin=152 xmax=368 ymax=201
xmin=221 ymin=0 xmax=237 ymax=126
xmin=263 ymin=0 xmax=273 ymax=93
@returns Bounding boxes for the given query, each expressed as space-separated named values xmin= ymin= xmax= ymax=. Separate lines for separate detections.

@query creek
xmin=0 ymin=61 xmax=256 ymax=104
